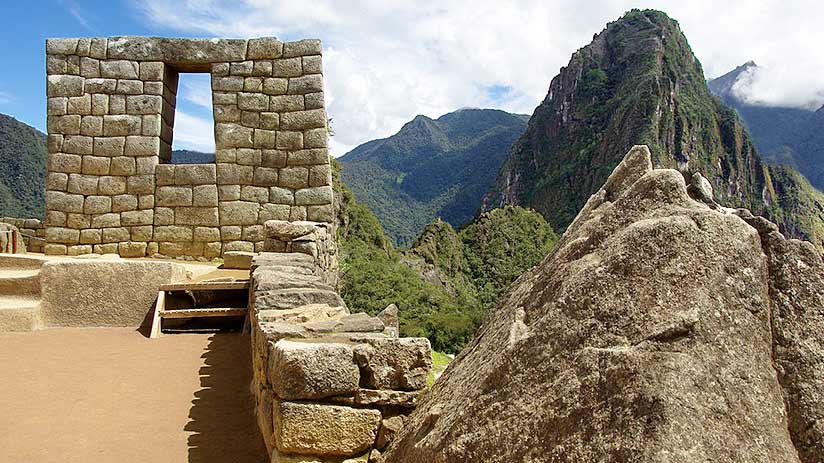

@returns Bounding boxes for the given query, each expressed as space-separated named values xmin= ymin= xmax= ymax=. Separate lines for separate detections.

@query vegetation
xmin=485 ymin=9 xmax=824 ymax=251
xmin=427 ymin=350 xmax=452 ymax=387
xmin=0 ymin=114 xmax=46 ymax=218
xmin=333 ymin=159 xmax=558 ymax=353
xmin=339 ymin=108 xmax=528 ymax=246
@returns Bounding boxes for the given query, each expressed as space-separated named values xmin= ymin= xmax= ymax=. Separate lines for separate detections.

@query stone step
xmin=0 ymin=269 xmax=41 ymax=296
xmin=159 ymin=307 xmax=247 ymax=319
xmin=0 ymin=254 xmax=48 ymax=271
xmin=0 ymin=296 xmax=41 ymax=332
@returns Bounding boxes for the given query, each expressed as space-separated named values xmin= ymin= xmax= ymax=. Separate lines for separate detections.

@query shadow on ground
xmin=185 ymin=333 xmax=267 ymax=463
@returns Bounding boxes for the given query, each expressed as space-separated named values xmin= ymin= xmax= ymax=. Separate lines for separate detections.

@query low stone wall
xmin=1 ymin=217 xmax=45 ymax=252
xmin=250 ymin=233 xmax=430 ymax=461
xmin=39 ymin=257 xmax=207 ymax=327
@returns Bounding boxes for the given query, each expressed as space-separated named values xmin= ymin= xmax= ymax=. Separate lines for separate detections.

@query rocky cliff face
xmin=384 ymin=146 xmax=824 ymax=462
xmin=483 ymin=9 xmax=824 ymax=250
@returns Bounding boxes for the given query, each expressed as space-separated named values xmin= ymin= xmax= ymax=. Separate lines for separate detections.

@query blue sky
xmin=2 ymin=1 xmax=823 ymax=155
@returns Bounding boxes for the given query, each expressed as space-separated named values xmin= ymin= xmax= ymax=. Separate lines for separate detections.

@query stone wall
xmin=0 ymin=218 xmax=45 ymax=252
xmin=250 ymin=222 xmax=430 ymax=462
xmin=44 ymin=37 xmax=332 ymax=258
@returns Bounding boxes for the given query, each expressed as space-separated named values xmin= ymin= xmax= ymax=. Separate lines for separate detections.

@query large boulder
xmin=384 ymin=145 xmax=824 ymax=462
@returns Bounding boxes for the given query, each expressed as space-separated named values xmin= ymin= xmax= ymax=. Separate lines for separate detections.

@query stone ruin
xmin=36 ymin=36 xmax=434 ymax=462
xmin=44 ymin=36 xmax=332 ymax=259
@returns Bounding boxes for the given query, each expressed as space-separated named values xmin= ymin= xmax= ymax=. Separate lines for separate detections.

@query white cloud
xmin=0 ymin=90 xmax=12 ymax=105
xmin=172 ymin=110 xmax=215 ymax=153
xmin=133 ymin=0 xmax=824 ymax=155
xmin=178 ymin=73 xmax=214 ymax=109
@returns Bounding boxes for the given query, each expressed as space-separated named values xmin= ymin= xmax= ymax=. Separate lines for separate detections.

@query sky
xmin=1 ymin=0 xmax=823 ymax=156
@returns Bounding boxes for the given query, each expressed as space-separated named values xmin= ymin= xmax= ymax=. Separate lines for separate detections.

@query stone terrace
xmin=45 ymin=37 xmax=332 ymax=259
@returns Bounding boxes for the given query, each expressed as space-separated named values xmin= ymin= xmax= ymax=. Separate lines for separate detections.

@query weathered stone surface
xmin=256 ymin=287 xmax=344 ymax=311
xmin=269 ymin=340 xmax=360 ymax=400
xmin=40 ymin=260 xmax=189 ymax=326
xmin=303 ymin=313 xmax=384 ymax=334
xmin=107 ymin=37 xmax=248 ymax=65
xmin=385 ymin=145 xmax=816 ymax=463
xmin=265 ymin=220 xmax=317 ymax=241
xmin=354 ymin=338 xmax=431 ymax=392
xmin=376 ymin=416 xmax=404 ymax=450
xmin=274 ymin=401 xmax=380 ymax=457
xmin=222 ymin=250 xmax=254 ymax=269
xmin=378 ymin=304 xmax=399 ymax=338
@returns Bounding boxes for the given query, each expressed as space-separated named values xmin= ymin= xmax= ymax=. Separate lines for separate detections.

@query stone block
xmin=93 ymin=243 xmax=119 ymax=254
xmin=79 ymin=229 xmax=102 ymax=244
xmin=136 ymin=156 xmax=158 ymax=175
xmin=144 ymin=81 xmax=163 ymax=96
xmin=260 ymin=204 xmax=291 ymax=222
xmin=154 ymin=207 xmax=174 ymax=225
xmin=236 ymin=148 xmax=262 ymax=166
xmin=204 ymin=242 xmax=222 ymax=258
xmin=85 ymin=78 xmax=117 ymax=94
xmin=90 ymin=213 xmax=121 ymax=228
xmin=268 ymin=189 xmax=293 ymax=209
xmin=67 ymin=174 xmax=98 ymax=195
xmin=260 ymin=150 xmax=286 ymax=168
xmin=215 ymin=149 xmax=236 ymax=163
xmin=46 ymin=38 xmax=78 ymax=55
xmin=212 ymin=76 xmax=244 ymax=92
xmin=252 ymin=61 xmax=273 ymax=77
xmin=67 ymin=245 xmax=93 ymax=256
xmin=243 ymin=77 xmax=263 ymax=92
xmin=269 ymin=340 xmax=359 ymax=400
xmin=289 ymin=148 xmax=328 ymax=165
xmin=302 ymin=55 xmax=323 ymax=74
xmin=102 ymin=227 xmax=130 ymax=243
xmin=254 ymin=129 xmax=277 ymax=149
xmin=80 ymin=116 xmax=104 ymax=136
xmin=278 ymin=167 xmax=308 ymax=189
xmin=130 ymin=225 xmax=153 ymax=241
xmin=48 ymin=134 xmax=64 ymax=153
xmin=47 ymin=75 xmax=84 ymax=97
xmin=89 ymin=38 xmax=107 ymax=59
xmin=83 ymin=195 xmax=112 ymax=214
xmin=213 ymin=92 xmax=236 ymax=105
xmin=193 ymin=227 xmax=220 ymax=242
xmin=139 ymin=62 xmax=165 ymax=81
xmin=79 ymin=57 xmax=100 ymax=78
xmin=63 ymin=135 xmax=94 ymax=155
xmin=304 ymin=92 xmax=325 ymax=110
xmin=155 ymin=164 xmax=175 ymax=185
xmin=262 ymin=78 xmax=288 ymax=95
xmin=287 ymin=75 xmax=323 ymax=95
xmin=241 ymin=185 xmax=269 ymax=203
xmin=217 ymin=163 xmax=254 ymax=185
xmin=353 ymin=338 xmax=432 ymax=391
xmin=295 ymin=186 xmax=333 ymax=206
xmin=304 ymin=128 xmax=328 ymax=148
xmin=154 ymin=226 xmax=193 ymax=242
xmin=115 ymin=79 xmax=143 ymax=95
xmin=119 ymin=241 xmax=147 ymax=257
xmin=48 ymin=115 xmax=81 ymax=135
xmin=47 ymin=55 xmax=67 ymax=75
xmin=110 ymin=94 xmax=126 ymax=114
xmin=289 ymin=206 xmax=307 ymax=222
xmin=247 ymin=37 xmax=283 ymax=59
xmin=47 ymin=97 xmax=68 ymax=116
xmin=193 ymin=185 xmax=219 ymax=207
xmin=44 ymin=244 xmax=67 ymax=255
xmin=272 ymin=58 xmax=302 ymax=77
xmin=157 ymin=186 xmax=193 ymax=207
xmin=219 ymin=201 xmax=259 ymax=225
xmin=175 ymin=207 xmax=219 ymax=226
xmin=94 ymin=137 xmax=126 ymax=157
xmin=273 ymin=401 xmax=380 ymax=457
xmin=46 ymin=172 xmax=69 ymax=191
xmin=91 ymin=94 xmax=109 ymax=116
xmin=223 ymin=240 xmax=254 ymax=253
xmin=269 ymin=95 xmax=304 ymax=112
xmin=107 ymin=37 xmax=247 ymax=64
xmin=100 ymin=60 xmax=139 ymax=79
xmin=45 ymin=211 xmax=67 ymax=227
xmin=67 ymin=94 xmax=92 ymax=115
xmin=220 ymin=226 xmax=242 ymax=241
xmin=215 ymin=123 xmax=254 ymax=148
xmin=309 ymin=165 xmax=332 ymax=187
xmin=81 ymin=156 xmax=110 ymax=175
xmin=242 ymin=224 xmax=265 ymax=241
xmin=103 ymin=115 xmax=141 ymax=136
xmin=125 ymin=136 xmax=160 ymax=156
xmin=127 ymin=175 xmax=154 ymax=194
xmin=254 ymin=167 xmax=278 ymax=187
xmin=121 ymin=209 xmax=154 ymax=226
xmin=126 ymin=95 xmax=162 ymax=114
xmin=307 ymin=204 xmax=335 ymax=223
xmin=218 ymin=185 xmax=241 ymax=201
xmin=258 ymin=112 xmax=279 ymax=130
xmin=230 ymin=60 xmax=254 ymax=76
xmin=280 ymin=109 xmax=326 ymax=130
xmin=276 ymin=131 xmax=303 ymax=150
xmin=175 ymin=164 xmax=217 ymax=185
xmin=283 ymin=39 xmax=322 ymax=58
xmin=138 ymin=194 xmax=154 ymax=209
xmin=237 ymin=92 xmax=269 ymax=111
xmin=46 ymin=226 xmax=80 ymax=244
xmin=142 ymin=115 xmax=162 ymax=137
xmin=221 ymin=250 xmax=253 ymax=269
xmin=214 ymin=104 xmax=241 ymax=123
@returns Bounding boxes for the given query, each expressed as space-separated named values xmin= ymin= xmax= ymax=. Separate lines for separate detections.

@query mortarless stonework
xmin=44 ymin=37 xmax=332 ymax=258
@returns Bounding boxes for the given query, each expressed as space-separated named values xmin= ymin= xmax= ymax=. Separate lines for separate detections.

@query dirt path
xmin=0 ymin=328 xmax=266 ymax=463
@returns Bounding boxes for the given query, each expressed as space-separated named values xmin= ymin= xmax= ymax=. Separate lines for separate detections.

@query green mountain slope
xmin=340 ymin=108 xmax=528 ymax=246
xmin=483 ymin=9 xmax=824 ymax=250
xmin=0 ymin=114 xmax=47 ymax=218
xmin=708 ymin=62 xmax=824 ymax=189
xmin=333 ymin=159 xmax=557 ymax=352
